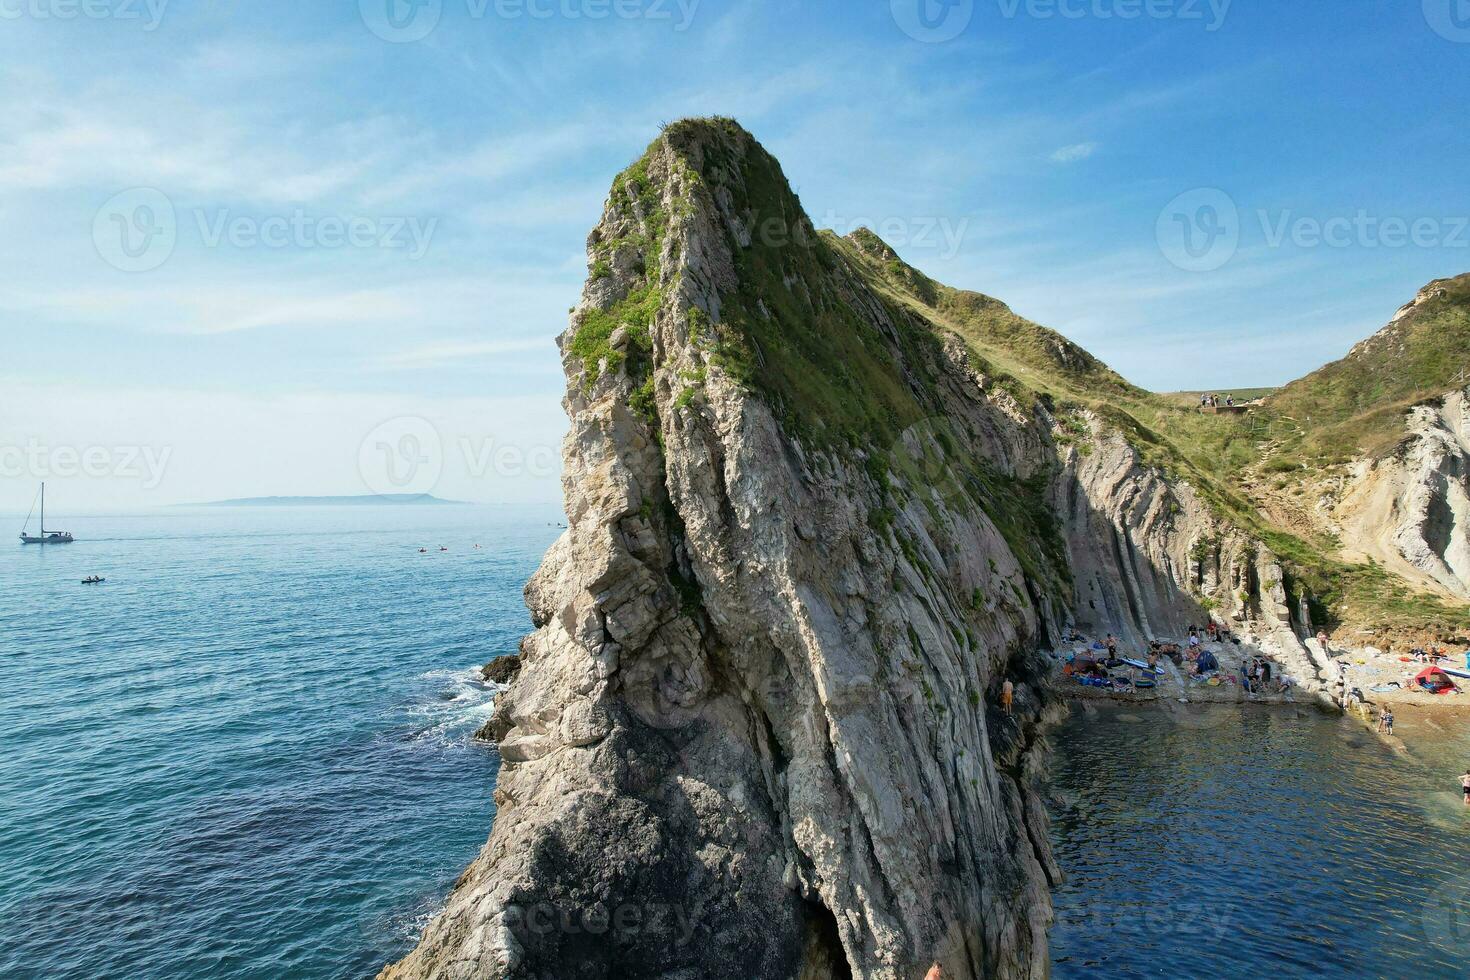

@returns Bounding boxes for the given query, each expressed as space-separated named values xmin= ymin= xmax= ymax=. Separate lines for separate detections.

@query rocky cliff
xmin=380 ymin=119 xmax=1419 ymax=980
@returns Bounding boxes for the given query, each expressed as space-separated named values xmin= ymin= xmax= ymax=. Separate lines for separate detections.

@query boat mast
xmin=40 ymin=482 xmax=45 ymax=536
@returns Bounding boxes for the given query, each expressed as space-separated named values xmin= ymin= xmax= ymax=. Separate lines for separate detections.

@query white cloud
xmin=367 ymin=338 xmax=558 ymax=372
xmin=1050 ymin=142 xmax=1099 ymax=163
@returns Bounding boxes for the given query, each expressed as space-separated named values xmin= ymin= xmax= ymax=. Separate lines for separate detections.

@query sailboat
xmin=19 ymin=483 xmax=74 ymax=545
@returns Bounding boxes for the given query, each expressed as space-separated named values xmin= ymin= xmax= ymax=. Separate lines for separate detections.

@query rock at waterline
xmin=480 ymin=654 xmax=521 ymax=686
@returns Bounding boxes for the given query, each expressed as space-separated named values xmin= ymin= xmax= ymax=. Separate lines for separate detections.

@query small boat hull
xmin=20 ymin=534 xmax=74 ymax=545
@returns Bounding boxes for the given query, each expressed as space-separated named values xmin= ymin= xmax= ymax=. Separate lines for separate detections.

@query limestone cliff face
xmin=383 ymin=121 xmax=1064 ymax=980
xmin=382 ymin=120 xmax=1334 ymax=980
xmin=1331 ymin=388 xmax=1470 ymax=600
xmin=1054 ymin=429 xmax=1328 ymax=690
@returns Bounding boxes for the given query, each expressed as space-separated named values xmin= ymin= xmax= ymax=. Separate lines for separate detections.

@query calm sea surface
xmin=1047 ymin=700 xmax=1470 ymax=978
xmin=0 ymin=505 xmax=561 ymax=980
xmin=5 ymin=507 xmax=1469 ymax=978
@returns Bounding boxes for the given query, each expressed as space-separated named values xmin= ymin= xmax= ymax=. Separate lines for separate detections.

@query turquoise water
xmin=1046 ymin=701 xmax=1470 ymax=977
xmin=0 ymin=506 xmax=561 ymax=980
xmin=9 ymin=510 xmax=1470 ymax=979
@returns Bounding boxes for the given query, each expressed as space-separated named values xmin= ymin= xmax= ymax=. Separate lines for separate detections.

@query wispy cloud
xmin=367 ymin=338 xmax=557 ymax=372
xmin=1050 ymin=142 xmax=1099 ymax=163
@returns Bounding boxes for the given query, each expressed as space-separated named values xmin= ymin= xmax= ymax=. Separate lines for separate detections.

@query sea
xmin=0 ymin=505 xmax=561 ymax=980
xmin=1047 ymin=700 xmax=1470 ymax=977
xmin=3 ymin=506 xmax=1468 ymax=978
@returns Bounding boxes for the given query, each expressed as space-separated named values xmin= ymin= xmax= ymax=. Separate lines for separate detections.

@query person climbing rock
xmin=925 ymin=964 xmax=944 ymax=980
xmin=1001 ymin=678 xmax=1014 ymax=716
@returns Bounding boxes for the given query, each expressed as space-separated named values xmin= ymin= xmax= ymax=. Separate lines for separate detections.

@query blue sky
xmin=2 ymin=0 xmax=1468 ymax=509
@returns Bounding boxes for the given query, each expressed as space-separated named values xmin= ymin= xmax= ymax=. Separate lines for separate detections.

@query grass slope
xmin=584 ymin=118 xmax=1470 ymax=637
xmin=835 ymin=228 xmax=1470 ymax=636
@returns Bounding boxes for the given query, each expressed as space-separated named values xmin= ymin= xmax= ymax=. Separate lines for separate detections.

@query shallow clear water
xmin=1047 ymin=700 xmax=1470 ymax=977
xmin=0 ymin=505 xmax=562 ymax=980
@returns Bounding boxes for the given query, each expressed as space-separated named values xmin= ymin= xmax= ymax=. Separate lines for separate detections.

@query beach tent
xmin=1413 ymin=666 xmax=1457 ymax=694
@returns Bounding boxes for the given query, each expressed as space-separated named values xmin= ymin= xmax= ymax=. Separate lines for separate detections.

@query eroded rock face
xmin=384 ymin=122 xmax=1060 ymax=980
xmin=1333 ymin=389 xmax=1470 ymax=599
xmin=382 ymin=120 xmax=1328 ymax=980
xmin=1052 ymin=428 xmax=1329 ymax=694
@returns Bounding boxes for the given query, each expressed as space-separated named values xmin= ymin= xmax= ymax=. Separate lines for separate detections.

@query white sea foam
xmin=405 ymin=665 xmax=506 ymax=747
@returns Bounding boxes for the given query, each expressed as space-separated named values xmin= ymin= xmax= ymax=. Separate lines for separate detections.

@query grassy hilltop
xmin=579 ymin=118 xmax=1470 ymax=637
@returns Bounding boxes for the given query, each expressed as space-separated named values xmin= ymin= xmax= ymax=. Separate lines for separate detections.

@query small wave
xmin=401 ymin=666 xmax=504 ymax=747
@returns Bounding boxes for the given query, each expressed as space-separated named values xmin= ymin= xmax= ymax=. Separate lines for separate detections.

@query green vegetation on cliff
xmin=585 ymin=118 xmax=1470 ymax=636
xmin=1266 ymin=274 xmax=1470 ymax=465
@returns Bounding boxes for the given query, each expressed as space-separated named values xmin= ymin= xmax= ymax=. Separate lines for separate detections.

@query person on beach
xmin=1461 ymin=770 xmax=1470 ymax=807
xmin=1377 ymin=706 xmax=1394 ymax=735
xmin=1001 ymin=678 xmax=1014 ymax=716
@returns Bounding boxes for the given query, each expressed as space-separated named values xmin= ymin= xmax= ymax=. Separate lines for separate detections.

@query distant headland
xmin=190 ymin=494 xmax=470 ymax=507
